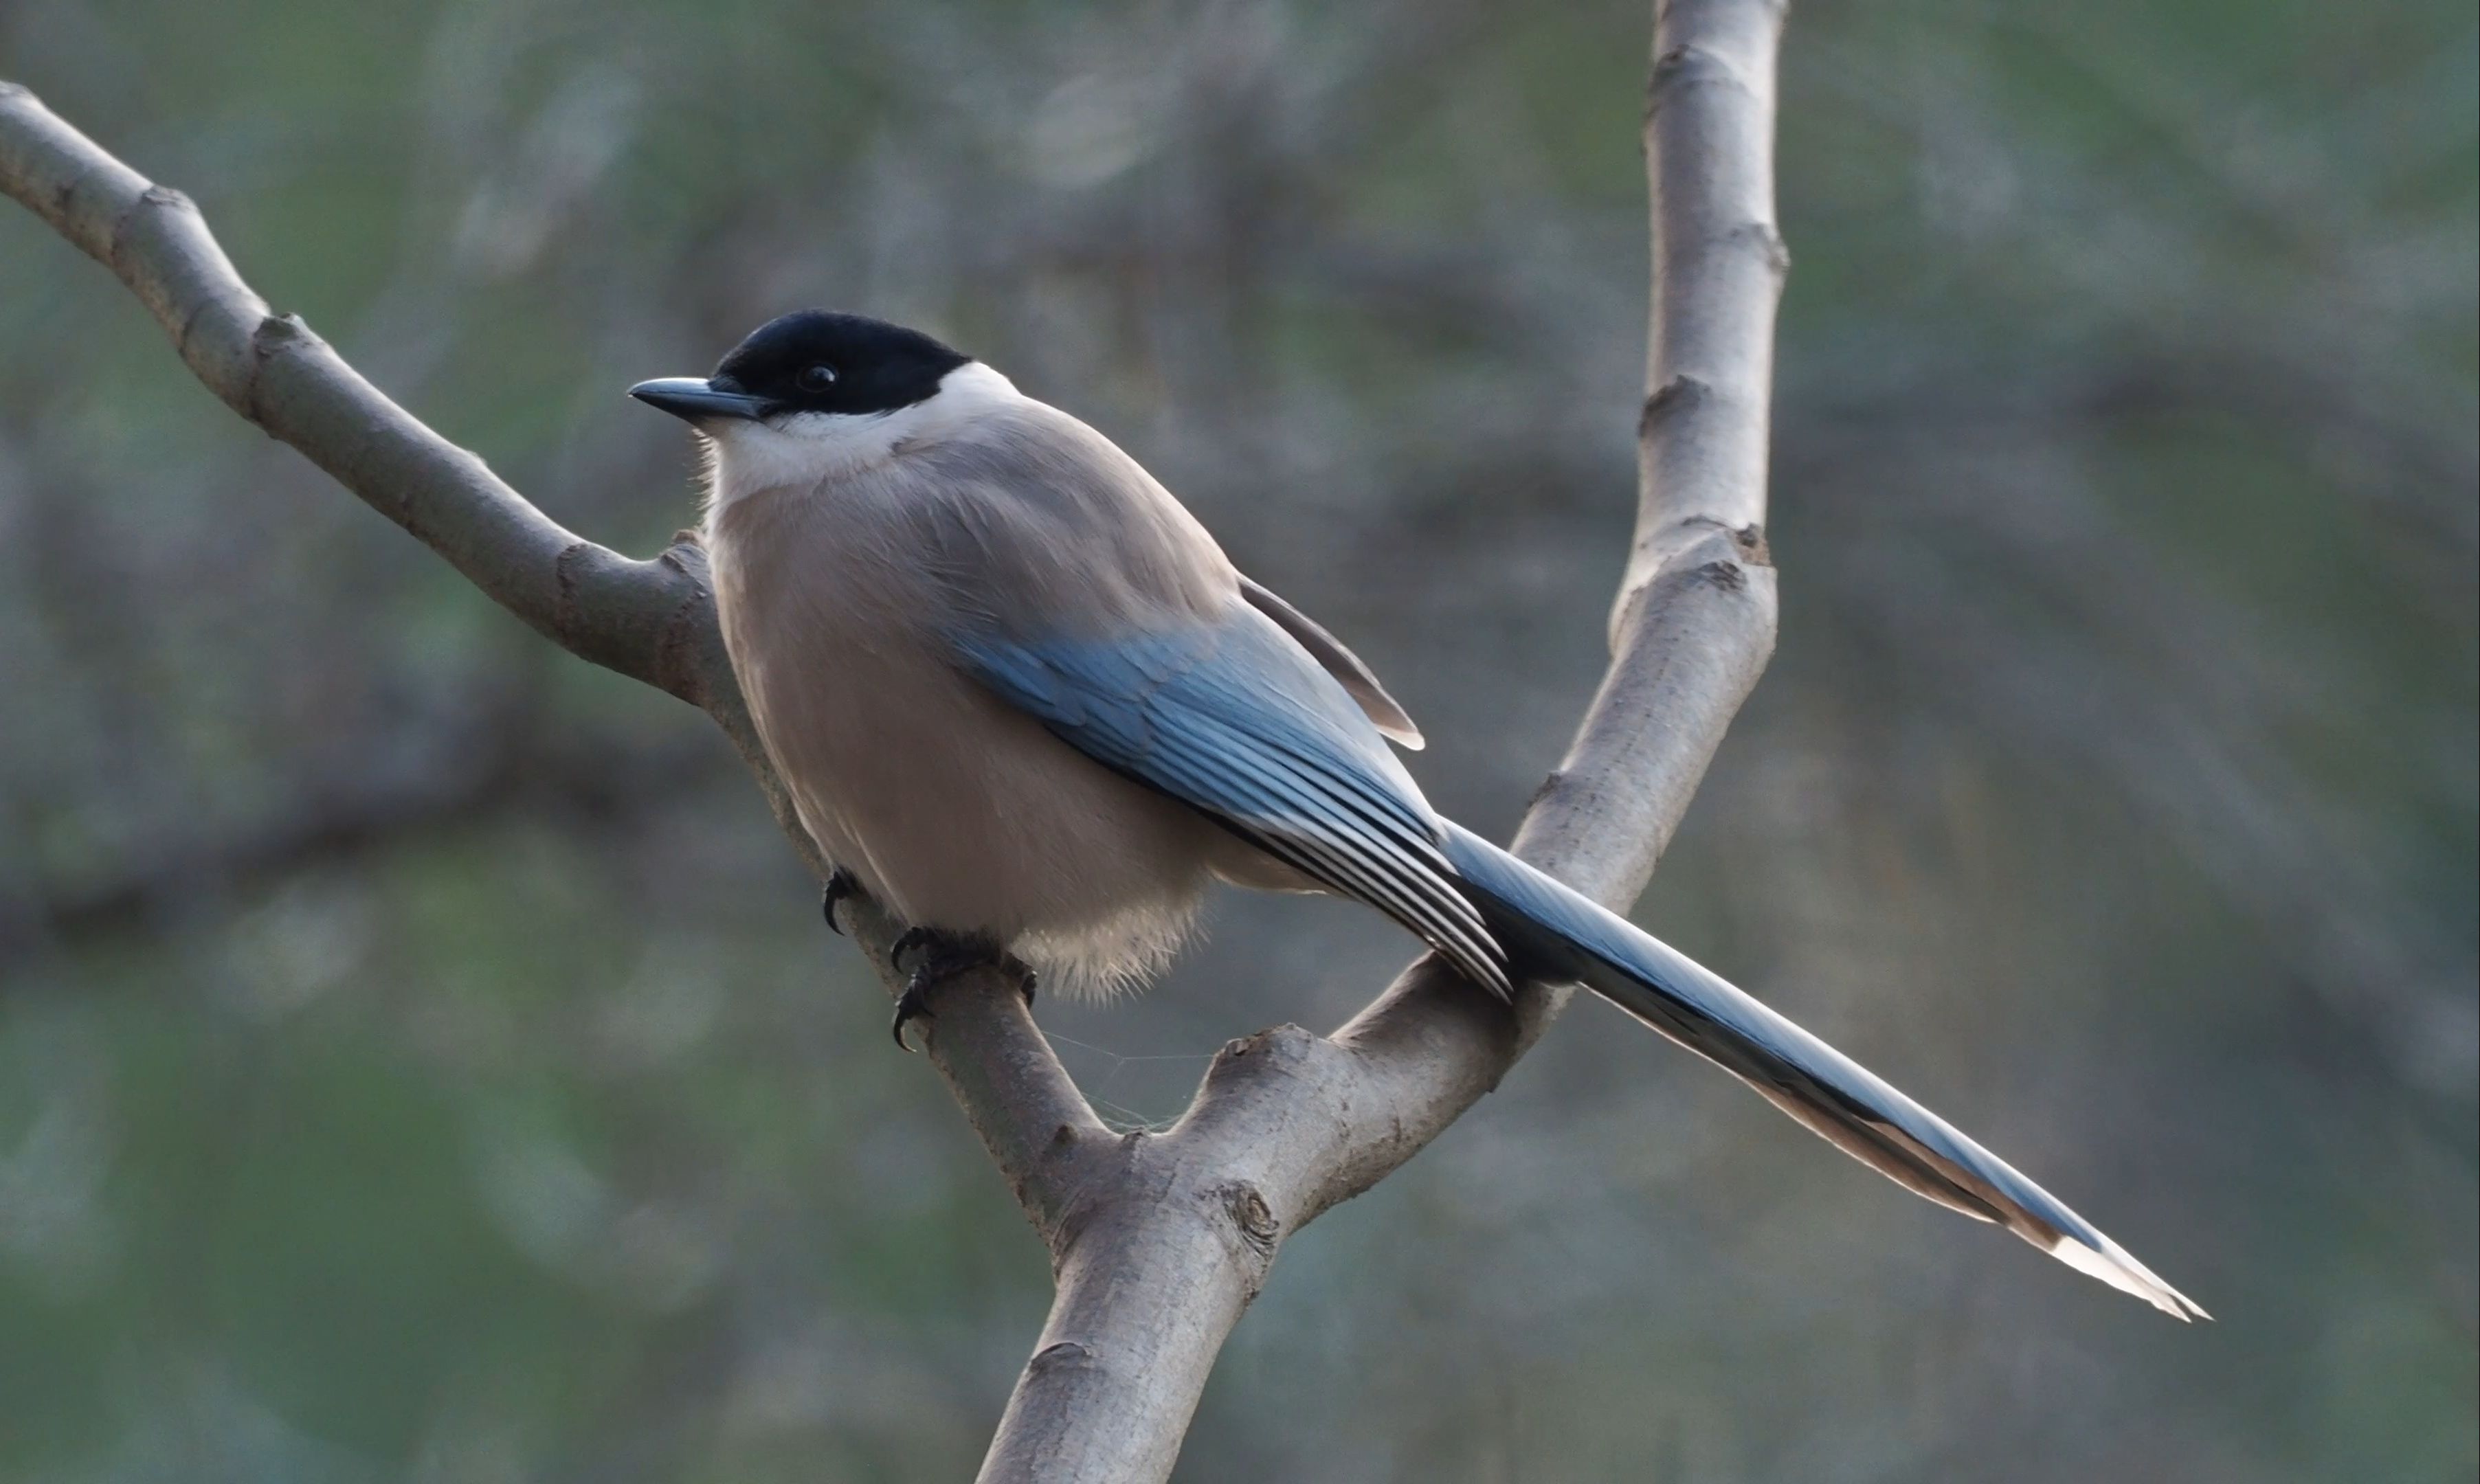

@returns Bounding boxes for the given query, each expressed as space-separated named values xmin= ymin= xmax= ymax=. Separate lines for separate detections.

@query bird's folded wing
xmin=952 ymin=609 xmax=1507 ymax=993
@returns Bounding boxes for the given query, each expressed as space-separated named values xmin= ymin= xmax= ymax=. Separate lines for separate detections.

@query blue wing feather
xmin=953 ymin=609 xmax=1508 ymax=992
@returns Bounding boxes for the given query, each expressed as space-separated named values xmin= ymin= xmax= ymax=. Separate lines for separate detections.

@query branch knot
xmin=243 ymin=313 xmax=317 ymax=427
xmin=1648 ymin=43 xmax=1754 ymax=117
xmin=1220 ymin=1182 xmax=1280 ymax=1256
xmin=1730 ymin=221 xmax=1791 ymax=276
xmin=1640 ymin=374 xmax=1711 ymax=438
xmin=1029 ymin=1340 xmax=1097 ymax=1375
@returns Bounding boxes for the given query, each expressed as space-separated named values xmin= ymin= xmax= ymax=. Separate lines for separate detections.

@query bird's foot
xmin=886 ymin=928 xmax=1036 ymax=1053
xmin=820 ymin=868 xmax=862 ymax=935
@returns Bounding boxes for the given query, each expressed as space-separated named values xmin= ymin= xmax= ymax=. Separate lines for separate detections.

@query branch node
xmin=1730 ymin=221 xmax=1791 ymax=276
xmin=1640 ymin=374 xmax=1712 ymax=438
xmin=250 ymin=311 xmax=314 ymax=352
xmin=1029 ymin=1340 xmax=1097 ymax=1374
xmin=104 ymin=184 xmax=191 ymax=284
xmin=1216 ymin=1180 xmax=1282 ymax=1278
xmin=1697 ymin=558 xmax=1747 ymax=593
xmin=552 ymin=541 xmax=590 ymax=647
xmin=1649 ymin=43 xmax=1753 ymax=115
xmin=243 ymin=313 xmax=316 ymax=427
xmin=1661 ymin=515 xmax=1774 ymax=569
xmin=1214 ymin=1023 xmax=1323 ymax=1079
xmin=170 ymin=293 xmax=214 ymax=359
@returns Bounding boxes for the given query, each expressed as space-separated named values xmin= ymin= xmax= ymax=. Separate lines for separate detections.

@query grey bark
xmin=0 ymin=0 xmax=1787 ymax=1474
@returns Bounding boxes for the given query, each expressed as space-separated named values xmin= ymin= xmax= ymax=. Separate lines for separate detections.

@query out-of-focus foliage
xmin=0 ymin=0 xmax=2471 ymax=1478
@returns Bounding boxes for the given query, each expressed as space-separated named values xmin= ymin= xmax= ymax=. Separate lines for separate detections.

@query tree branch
xmin=0 ymin=78 xmax=1103 ymax=1235
xmin=1 ymin=0 xmax=1789 ymax=1466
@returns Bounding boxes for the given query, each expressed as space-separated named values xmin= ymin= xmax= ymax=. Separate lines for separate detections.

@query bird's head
xmin=632 ymin=311 xmax=1003 ymax=499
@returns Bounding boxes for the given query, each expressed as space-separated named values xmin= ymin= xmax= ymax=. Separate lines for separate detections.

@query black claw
xmin=821 ymin=868 xmax=860 ymax=936
xmin=891 ymin=982 xmax=934 ymax=1052
xmin=880 ymin=930 xmax=1037 ymax=1053
xmin=889 ymin=925 xmax=940 ymax=974
xmin=886 ymin=928 xmax=990 ymax=1054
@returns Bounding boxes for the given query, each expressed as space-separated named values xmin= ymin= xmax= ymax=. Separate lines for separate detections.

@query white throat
xmin=701 ymin=361 xmax=1021 ymax=518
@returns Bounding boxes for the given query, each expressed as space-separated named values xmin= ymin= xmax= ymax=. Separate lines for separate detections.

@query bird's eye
xmin=795 ymin=364 xmax=838 ymax=393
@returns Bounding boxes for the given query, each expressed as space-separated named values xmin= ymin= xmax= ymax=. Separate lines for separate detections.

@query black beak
xmin=628 ymin=377 xmax=771 ymax=423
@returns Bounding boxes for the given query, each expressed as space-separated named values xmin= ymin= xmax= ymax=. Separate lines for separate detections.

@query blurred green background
xmin=1 ymin=1 xmax=2472 ymax=1479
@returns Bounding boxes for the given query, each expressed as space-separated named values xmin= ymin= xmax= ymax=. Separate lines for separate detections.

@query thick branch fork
xmin=3 ymin=0 xmax=1787 ymax=1472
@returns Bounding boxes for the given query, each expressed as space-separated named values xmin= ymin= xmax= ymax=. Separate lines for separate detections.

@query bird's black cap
xmin=630 ymin=311 xmax=972 ymax=424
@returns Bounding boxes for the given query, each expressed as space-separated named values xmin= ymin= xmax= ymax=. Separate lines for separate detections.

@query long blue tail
xmin=1438 ymin=821 xmax=2206 ymax=1320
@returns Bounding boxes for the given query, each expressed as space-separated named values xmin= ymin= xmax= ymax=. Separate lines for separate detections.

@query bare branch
xmin=2 ymin=0 xmax=1790 ymax=1463
xmin=0 ymin=87 xmax=689 ymax=695
xmin=0 ymin=77 xmax=1102 ymax=1231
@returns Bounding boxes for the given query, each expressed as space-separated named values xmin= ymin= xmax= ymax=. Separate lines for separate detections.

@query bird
xmin=629 ymin=309 xmax=2206 ymax=1320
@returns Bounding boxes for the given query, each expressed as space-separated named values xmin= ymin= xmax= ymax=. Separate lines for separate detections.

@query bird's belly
xmin=726 ymin=604 xmax=1218 ymax=993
